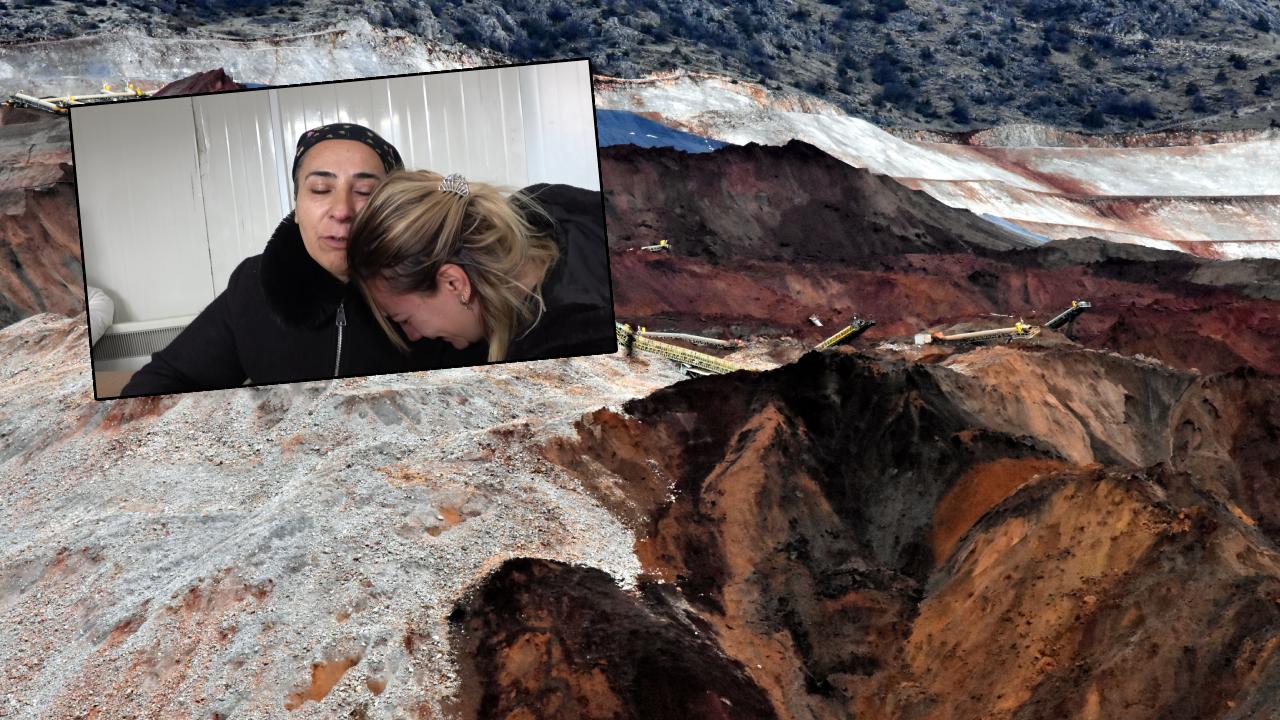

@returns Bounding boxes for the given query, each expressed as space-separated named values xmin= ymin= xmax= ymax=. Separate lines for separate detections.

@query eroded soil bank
xmin=455 ymin=349 xmax=1280 ymax=719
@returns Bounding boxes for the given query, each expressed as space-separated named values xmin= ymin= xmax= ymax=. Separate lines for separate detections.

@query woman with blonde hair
xmin=346 ymin=171 xmax=616 ymax=365
xmin=121 ymin=124 xmax=476 ymax=397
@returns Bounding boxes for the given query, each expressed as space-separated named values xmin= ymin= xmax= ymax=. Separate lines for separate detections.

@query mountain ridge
xmin=3 ymin=0 xmax=1280 ymax=131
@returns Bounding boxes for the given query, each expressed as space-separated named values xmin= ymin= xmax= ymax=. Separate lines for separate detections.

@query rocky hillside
xmin=0 ymin=108 xmax=80 ymax=326
xmin=3 ymin=0 xmax=1280 ymax=131
xmin=2 ymin=44 xmax=1280 ymax=720
xmin=4 ymin=256 xmax=1279 ymax=716
xmin=529 ymin=347 xmax=1280 ymax=718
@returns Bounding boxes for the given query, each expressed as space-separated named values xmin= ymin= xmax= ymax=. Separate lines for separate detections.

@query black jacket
xmin=490 ymin=183 xmax=617 ymax=363
xmin=120 ymin=214 xmax=483 ymax=397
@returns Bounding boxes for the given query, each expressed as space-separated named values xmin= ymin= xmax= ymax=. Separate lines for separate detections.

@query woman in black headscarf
xmin=121 ymin=123 xmax=483 ymax=397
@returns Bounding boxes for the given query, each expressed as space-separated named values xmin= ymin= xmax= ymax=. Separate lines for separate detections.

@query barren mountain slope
xmin=0 ymin=313 xmax=690 ymax=718
xmin=5 ymin=1 xmax=1280 ymax=132
xmin=0 ymin=109 xmax=79 ymax=326
xmin=529 ymin=349 xmax=1280 ymax=719
xmin=602 ymin=143 xmax=1280 ymax=375
xmin=601 ymin=139 xmax=1034 ymax=261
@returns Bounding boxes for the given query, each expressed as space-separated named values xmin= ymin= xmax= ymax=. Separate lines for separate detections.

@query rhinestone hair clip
xmin=439 ymin=173 xmax=470 ymax=197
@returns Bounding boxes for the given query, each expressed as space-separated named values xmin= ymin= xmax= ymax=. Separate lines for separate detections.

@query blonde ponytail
xmin=348 ymin=170 xmax=559 ymax=362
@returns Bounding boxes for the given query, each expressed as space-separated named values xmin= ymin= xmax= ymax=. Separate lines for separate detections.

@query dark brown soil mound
xmin=449 ymin=558 xmax=778 ymax=720
xmin=600 ymin=139 xmax=1034 ymax=263
xmin=526 ymin=350 xmax=1280 ymax=719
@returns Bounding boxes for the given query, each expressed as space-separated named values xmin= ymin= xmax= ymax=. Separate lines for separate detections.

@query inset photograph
xmin=72 ymin=58 xmax=614 ymax=400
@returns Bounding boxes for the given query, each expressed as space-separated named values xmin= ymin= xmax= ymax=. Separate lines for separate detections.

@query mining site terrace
xmin=3 ymin=69 xmax=1280 ymax=720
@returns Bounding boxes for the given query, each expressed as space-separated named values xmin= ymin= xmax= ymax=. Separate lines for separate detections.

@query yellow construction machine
xmin=916 ymin=300 xmax=1091 ymax=345
xmin=7 ymin=82 xmax=147 ymax=114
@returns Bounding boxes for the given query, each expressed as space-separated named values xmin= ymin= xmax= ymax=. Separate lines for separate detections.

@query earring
xmin=459 ymin=294 xmax=470 ymax=306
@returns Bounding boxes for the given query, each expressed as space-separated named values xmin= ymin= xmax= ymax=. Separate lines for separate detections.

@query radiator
xmin=93 ymin=318 xmax=194 ymax=372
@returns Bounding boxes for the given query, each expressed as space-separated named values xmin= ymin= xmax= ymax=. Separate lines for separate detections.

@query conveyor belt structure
xmin=616 ymin=323 xmax=744 ymax=375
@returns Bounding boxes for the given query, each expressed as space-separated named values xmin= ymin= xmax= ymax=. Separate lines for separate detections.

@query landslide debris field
xmin=602 ymin=140 xmax=1280 ymax=377
xmin=3 ymin=108 xmax=1280 ymax=718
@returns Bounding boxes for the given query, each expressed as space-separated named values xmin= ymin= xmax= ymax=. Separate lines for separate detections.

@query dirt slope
xmin=519 ymin=350 xmax=1280 ymax=719
xmin=600 ymin=140 xmax=1035 ymax=262
xmin=0 ymin=112 xmax=80 ymax=326
xmin=603 ymin=143 xmax=1280 ymax=375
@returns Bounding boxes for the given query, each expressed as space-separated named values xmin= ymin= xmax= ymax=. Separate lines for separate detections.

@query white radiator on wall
xmin=92 ymin=318 xmax=196 ymax=372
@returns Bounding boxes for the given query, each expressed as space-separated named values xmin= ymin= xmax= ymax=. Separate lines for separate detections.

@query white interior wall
xmin=520 ymin=60 xmax=599 ymax=190
xmin=193 ymin=90 xmax=287 ymax=296
xmin=77 ymin=60 xmax=598 ymax=326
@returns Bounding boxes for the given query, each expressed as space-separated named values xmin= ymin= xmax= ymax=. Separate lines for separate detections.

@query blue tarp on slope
xmin=596 ymin=109 xmax=727 ymax=152
xmin=981 ymin=213 xmax=1051 ymax=245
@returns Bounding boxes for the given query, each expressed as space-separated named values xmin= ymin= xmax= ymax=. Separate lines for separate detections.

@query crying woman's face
xmin=293 ymin=140 xmax=386 ymax=282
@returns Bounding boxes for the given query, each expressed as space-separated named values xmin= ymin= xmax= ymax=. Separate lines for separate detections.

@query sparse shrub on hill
xmin=1024 ymin=93 xmax=1054 ymax=110
xmin=873 ymin=80 xmax=912 ymax=107
xmin=1081 ymin=106 xmax=1104 ymax=128
xmin=1100 ymin=92 xmax=1157 ymax=120
xmin=7 ymin=0 xmax=1280 ymax=131
xmin=1042 ymin=21 xmax=1073 ymax=52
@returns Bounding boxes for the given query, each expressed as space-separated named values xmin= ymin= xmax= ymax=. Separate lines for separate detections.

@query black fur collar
xmin=260 ymin=212 xmax=347 ymax=328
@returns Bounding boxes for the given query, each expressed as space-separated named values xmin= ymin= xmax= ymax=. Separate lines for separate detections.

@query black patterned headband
xmin=291 ymin=123 xmax=404 ymax=183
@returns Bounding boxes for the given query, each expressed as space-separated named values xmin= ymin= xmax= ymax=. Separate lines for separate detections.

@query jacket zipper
xmin=334 ymin=300 xmax=346 ymax=377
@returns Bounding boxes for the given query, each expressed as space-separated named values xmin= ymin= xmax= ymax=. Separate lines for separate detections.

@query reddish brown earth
xmin=462 ymin=350 xmax=1280 ymax=719
xmin=151 ymin=67 xmax=243 ymax=97
xmin=0 ymin=110 xmax=80 ymax=326
xmin=449 ymin=558 xmax=777 ymax=719
xmin=4 ymin=89 xmax=1280 ymax=719
xmin=1170 ymin=369 xmax=1280 ymax=542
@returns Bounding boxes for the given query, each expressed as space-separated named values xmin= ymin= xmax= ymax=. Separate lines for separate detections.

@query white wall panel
xmin=459 ymin=68 xmax=505 ymax=184
xmin=495 ymin=67 xmax=529 ymax=187
xmin=382 ymin=74 xmax=430 ymax=170
xmin=194 ymin=91 xmax=286 ymax=295
xmin=420 ymin=71 xmax=466 ymax=177
xmin=76 ymin=97 xmax=215 ymax=324
xmin=520 ymin=60 xmax=599 ymax=190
